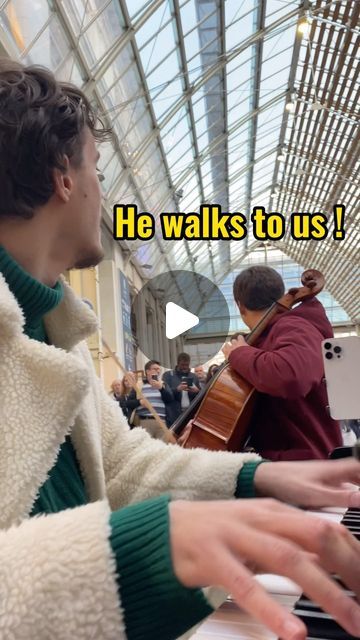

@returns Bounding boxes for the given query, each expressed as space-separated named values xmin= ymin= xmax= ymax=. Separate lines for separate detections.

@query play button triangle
xmin=166 ymin=302 xmax=199 ymax=339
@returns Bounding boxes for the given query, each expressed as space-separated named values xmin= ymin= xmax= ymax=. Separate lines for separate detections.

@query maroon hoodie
xmin=228 ymin=298 xmax=342 ymax=460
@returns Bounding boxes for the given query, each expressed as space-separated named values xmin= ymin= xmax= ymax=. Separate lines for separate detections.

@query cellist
xmin=223 ymin=265 xmax=342 ymax=460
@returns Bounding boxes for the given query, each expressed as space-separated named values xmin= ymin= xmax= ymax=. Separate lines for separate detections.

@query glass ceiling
xmin=0 ymin=0 xmax=358 ymax=320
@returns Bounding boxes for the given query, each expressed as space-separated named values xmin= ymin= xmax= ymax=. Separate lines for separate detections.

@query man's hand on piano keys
xmin=169 ymin=498 xmax=360 ymax=640
xmin=253 ymin=458 xmax=360 ymax=508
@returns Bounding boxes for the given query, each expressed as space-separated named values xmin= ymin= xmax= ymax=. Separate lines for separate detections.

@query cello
xmin=171 ymin=269 xmax=325 ymax=452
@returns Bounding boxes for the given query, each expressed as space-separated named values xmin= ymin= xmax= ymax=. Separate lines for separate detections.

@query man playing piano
xmin=223 ymin=266 xmax=342 ymax=460
xmin=0 ymin=59 xmax=359 ymax=640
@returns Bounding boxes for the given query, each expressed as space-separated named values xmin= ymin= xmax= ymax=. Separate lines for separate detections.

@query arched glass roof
xmin=0 ymin=0 xmax=358 ymax=319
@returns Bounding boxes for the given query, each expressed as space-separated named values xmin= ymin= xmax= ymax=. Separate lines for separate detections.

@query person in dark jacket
xmin=163 ymin=352 xmax=200 ymax=425
xmin=126 ymin=360 xmax=174 ymax=438
xmin=222 ymin=266 xmax=342 ymax=461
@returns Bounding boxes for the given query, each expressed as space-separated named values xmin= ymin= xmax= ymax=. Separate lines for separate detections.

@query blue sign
xmin=119 ymin=271 xmax=134 ymax=371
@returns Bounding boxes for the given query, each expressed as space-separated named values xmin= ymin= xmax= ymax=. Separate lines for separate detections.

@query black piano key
xmin=293 ymin=609 xmax=359 ymax=640
xmin=297 ymin=590 xmax=355 ymax=607
xmin=342 ymin=516 xmax=360 ymax=523
xmin=298 ymin=575 xmax=355 ymax=596
xmin=342 ymin=517 xmax=360 ymax=523
xmin=296 ymin=601 xmax=323 ymax=612
xmin=345 ymin=531 xmax=360 ymax=537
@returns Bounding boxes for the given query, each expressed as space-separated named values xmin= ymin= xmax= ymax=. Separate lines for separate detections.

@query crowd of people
xmin=110 ymin=351 xmax=222 ymax=437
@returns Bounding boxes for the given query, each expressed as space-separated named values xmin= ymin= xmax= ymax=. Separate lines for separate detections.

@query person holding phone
xmin=163 ymin=352 xmax=201 ymax=423
xmin=126 ymin=361 xmax=174 ymax=439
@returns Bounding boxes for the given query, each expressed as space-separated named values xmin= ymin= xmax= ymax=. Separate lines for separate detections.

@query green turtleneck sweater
xmin=0 ymin=245 xmax=265 ymax=640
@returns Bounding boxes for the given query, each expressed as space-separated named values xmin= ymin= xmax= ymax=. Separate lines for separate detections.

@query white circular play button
xmin=131 ymin=270 xmax=230 ymax=368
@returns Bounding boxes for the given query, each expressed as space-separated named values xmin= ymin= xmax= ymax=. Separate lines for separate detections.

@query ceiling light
xmin=298 ymin=14 xmax=312 ymax=36
xmin=298 ymin=20 xmax=311 ymax=36
xmin=285 ymin=92 xmax=296 ymax=113
xmin=286 ymin=100 xmax=295 ymax=113
xmin=278 ymin=153 xmax=286 ymax=162
xmin=141 ymin=264 xmax=153 ymax=269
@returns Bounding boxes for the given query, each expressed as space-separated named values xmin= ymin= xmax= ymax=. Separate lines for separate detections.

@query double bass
xmin=171 ymin=269 xmax=325 ymax=452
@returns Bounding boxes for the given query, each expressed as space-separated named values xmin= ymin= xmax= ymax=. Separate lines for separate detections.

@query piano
xmin=193 ymin=506 xmax=359 ymax=640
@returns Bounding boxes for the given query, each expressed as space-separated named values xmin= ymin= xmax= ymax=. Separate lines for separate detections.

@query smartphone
xmin=151 ymin=374 xmax=158 ymax=381
xmin=322 ymin=337 xmax=360 ymax=420
xmin=181 ymin=375 xmax=192 ymax=386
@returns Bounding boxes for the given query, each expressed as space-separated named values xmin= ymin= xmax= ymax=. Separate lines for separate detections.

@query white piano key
xmin=192 ymin=595 xmax=298 ymax=639
xmin=255 ymin=574 xmax=302 ymax=596
xmin=306 ymin=508 xmax=347 ymax=522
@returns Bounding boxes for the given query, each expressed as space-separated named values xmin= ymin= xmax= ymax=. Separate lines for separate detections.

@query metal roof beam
xmin=243 ymin=0 xmax=266 ymax=249
xmin=114 ymin=0 xmax=203 ymax=304
xmin=172 ymin=0 xmax=216 ymax=283
xmin=194 ymin=0 xmax=230 ymax=273
xmin=114 ymin=7 xmax=299 ymax=167
xmin=91 ymin=0 xmax=166 ymax=84
xmin=268 ymin=1 xmax=306 ymax=211
xmin=140 ymin=90 xmax=286 ymax=217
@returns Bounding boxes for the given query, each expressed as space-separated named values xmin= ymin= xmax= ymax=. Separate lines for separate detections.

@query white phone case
xmin=322 ymin=337 xmax=360 ymax=420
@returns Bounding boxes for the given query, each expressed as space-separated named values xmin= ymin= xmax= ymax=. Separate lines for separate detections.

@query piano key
xmin=293 ymin=608 xmax=359 ymax=640
xmin=341 ymin=521 xmax=360 ymax=529
xmin=192 ymin=594 xmax=297 ymax=639
xmin=296 ymin=594 xmax=356 ymax=610
xmin=255 ymin=574 xmax=302 ymax=596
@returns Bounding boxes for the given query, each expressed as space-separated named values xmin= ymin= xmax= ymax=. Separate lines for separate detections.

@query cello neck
xmin=245 ymin=302 xmax=286 ymax=346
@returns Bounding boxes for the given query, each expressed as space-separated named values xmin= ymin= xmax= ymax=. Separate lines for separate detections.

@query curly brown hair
xmin=0 ymin=58 xmax=110 ymax=219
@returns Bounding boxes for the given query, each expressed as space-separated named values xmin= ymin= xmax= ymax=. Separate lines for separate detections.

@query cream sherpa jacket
xmin=0 ymin=272 xmax=261 ymax=639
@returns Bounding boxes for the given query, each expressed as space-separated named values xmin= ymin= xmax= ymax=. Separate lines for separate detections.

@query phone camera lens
xmin=334 ymin=346 xmax=342 ymax=354
xmin=325 ymin=352 xmax=333 ymax=360
xmin=324 ymin=342 xmax=332 ymax=350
